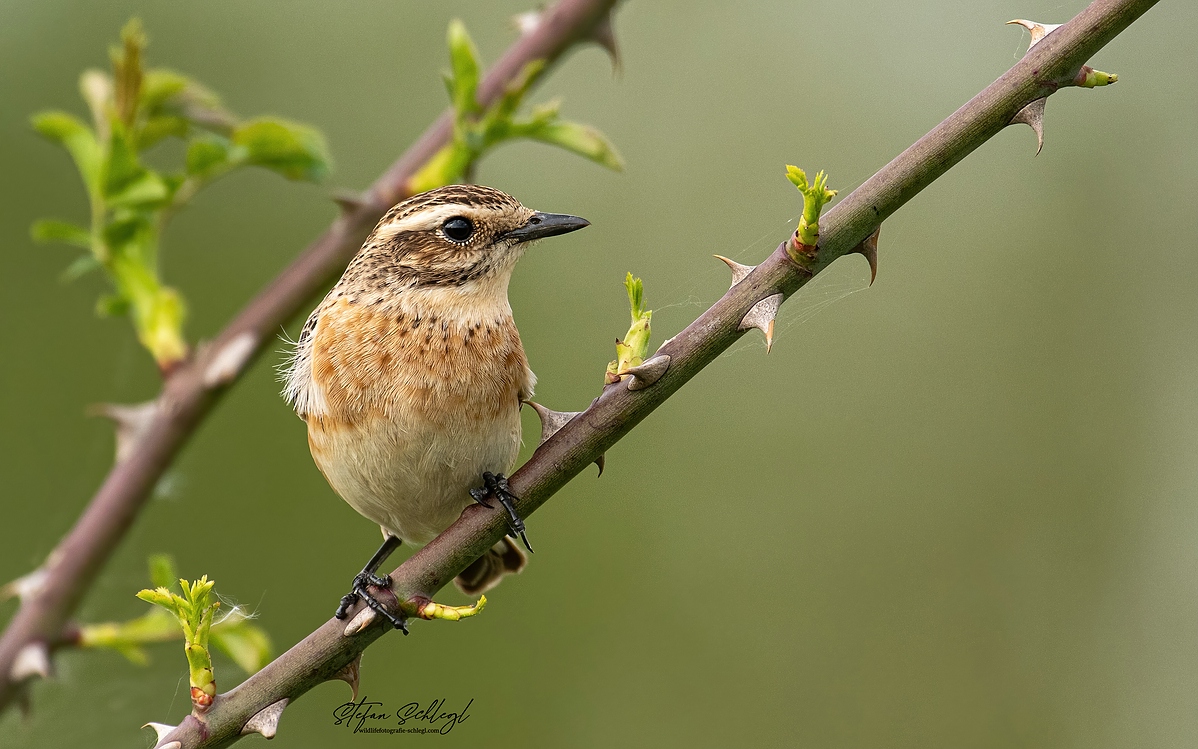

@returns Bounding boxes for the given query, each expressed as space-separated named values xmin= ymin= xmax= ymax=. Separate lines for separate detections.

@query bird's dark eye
xmin=442 ymin=216 xmax=474 ymax=243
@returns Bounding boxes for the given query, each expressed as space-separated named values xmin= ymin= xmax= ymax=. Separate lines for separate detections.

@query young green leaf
xmin=103 ymin=126 xmax=146 ymax=197
xmin=135 ymin=587 xmax=179 ymax=613
xmin=31 ymin=219 xmax=91 ymax=249
xmin=31 ymin=111 xmax=102 ymax=196
xmin=106 ymin=171 xmax=170 ymax=208
xmin=232 ymin=117 xmax=331 ymax=182
xmin=101 ymin=213 xmax=148 ymax=249
xmin=521 ymin=120 xmax=624 ymax=171
xmin=61 ymin=255 xmax=101 ymax=282
xmin=140 ymin=69 xmax=238 ymax=140
xmin=148 ymin=554 xmax=178 ymax=591
xmin=111 ymin=18 xmax=146 ymax=130
xmin=625 ymin=271 xmax=644 ymax=321
xmin=96 ymin=294 xmax=130 ymax=318
xmin=138 ymin=115 xmax=189 ymax=150
xmin=211 ymin=623 xmax=272 ymax=674
xmin=159 ymin=77 xmax=236 ymax=135
xmin=185 ymin=136 xmax=233 ymax=178
xmin=446 ymin=19 xmax=482 ymax=118
xmin=139 ymin=69 xmax=189 ymax=113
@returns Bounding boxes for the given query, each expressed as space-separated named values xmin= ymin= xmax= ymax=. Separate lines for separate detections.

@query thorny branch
xmin=144 ymin=0 xmax=1158 ymax=745
xmin=0 ymin=0 xmax=621 ymax=713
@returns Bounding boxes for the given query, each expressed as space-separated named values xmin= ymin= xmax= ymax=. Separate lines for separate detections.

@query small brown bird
xmin=283 ymin=184 xmax=589 ymax=628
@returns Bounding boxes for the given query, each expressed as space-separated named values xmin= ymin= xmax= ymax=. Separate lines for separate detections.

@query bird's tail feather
xmin=454 ymin=536 xmax=527 ymax=595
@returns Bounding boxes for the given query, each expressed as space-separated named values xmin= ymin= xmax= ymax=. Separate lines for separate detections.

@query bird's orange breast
xmin=308 ymin=298 xmax=531 ymax=427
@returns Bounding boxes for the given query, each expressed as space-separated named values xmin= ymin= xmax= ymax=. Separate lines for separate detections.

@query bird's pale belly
xmin=300 ymin=297 xmax=533 ymax=545
xmin=308 ymin=403 xmax=521 ymax=545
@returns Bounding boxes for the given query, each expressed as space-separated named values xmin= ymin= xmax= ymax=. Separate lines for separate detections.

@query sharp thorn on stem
xmin=525 ymin=401 xmax=581 ymax=445
xmin=331 ymin=653 xmax=362 ymax=701
xmin=143 ymin=723 xmax=176 ymax=743
xmin=739 ymin=294 xmax=783 ymax=353
xmin=1010 ymin=98 xmax=1046 ymax=155
xmin=625 ymin=355 xmax=671 ymax=390
xmin=1007 ymin=19 xmax=1062 ymax=52
xmin=851 ymin=225 xmax=881 ymax=286
xmin=714 ymin=255 xmax=755 ymax=288
xmin=10 ymin=642 xmax=51 ymax=682
xmin=242 ymin=697 xmax=289 ymax=738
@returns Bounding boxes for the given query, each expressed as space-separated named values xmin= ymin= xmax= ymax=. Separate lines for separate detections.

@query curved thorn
xmin=87 ymin=400 xmax=159 ymax=463
xmin=590 ymin=9 xmax=620 ymax=73
xmin=343 ymin=607 xmax=376 ymax=637
xmin=714 ymin=255 xmax=755 ymax=288
xmin=511 ymin=9 xmax=542 ymax=36
xmin=1 ymin=564 xmax=51 ymax=605
xmin=1011 ymin=98 xmax=1046 ymax=155
xmin=143 ymin=723 xmax=177 ymax=743
xmin=331 ymin=653 xmax=362 ymax=701
xmin=10 ymin=642 xmax=50 ymax=682
xmin=851 ymin=226 xmax=881 ymax=286
xmin=202 ymin=331 xmax=258 ymax=388
xmin=625 ymin=355 xmax=671 ymax=390
xmin=242 ymin=697 xmax=289 ymax=738
xmin=739 ymin=294 xmax=783 ymax=353
xmin=1007 ymin=19 xmax=1062 ymax=51
xmin=594 ymin=454 xmax=605 ymax=477
xmin=525 ymin=401 xmax=581 ymax=446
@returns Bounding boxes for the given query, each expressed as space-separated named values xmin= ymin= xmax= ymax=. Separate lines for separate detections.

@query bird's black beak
xmin=506 ymin=211 xmax=590 ymax=243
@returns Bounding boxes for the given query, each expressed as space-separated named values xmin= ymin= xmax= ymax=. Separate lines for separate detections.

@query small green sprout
xmin=119 ymin=556 xmax=270 ymax=714
xmin=79 ymin=556 xmax=271 ymax=681
xmin=31 ymin=19 xmax=330 ymax=370
xmin=1076 ymin=66 xmax=1118 ymax=87
xmin=136 ymin=575 xmax=219 ymax=711
xmin=412 ymin=595 xmax=487 ymax=622
xmin=786 ymin=165 xmax=838 ymax=251
xmin=605 ymin=273 xmax=652 ymax=384
xmin=408 ymin=19 xmax=622 ymax=193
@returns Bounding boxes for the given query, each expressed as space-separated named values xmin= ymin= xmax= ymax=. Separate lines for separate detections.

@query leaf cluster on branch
xmin=30 ymin=19 xmax=331 ymax=370
xmin=409 ymin=18 xmax=622 ymax=193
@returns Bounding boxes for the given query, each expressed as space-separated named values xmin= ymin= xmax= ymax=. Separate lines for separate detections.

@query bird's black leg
xmin=474 ymin=471 xmax=533 ymax=553
xmin=335 ymin=535 xmax=408 ymax=633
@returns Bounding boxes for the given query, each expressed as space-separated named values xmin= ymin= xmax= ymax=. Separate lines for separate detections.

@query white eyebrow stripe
xmin=373 ymin=204 xmax=478 ymax=241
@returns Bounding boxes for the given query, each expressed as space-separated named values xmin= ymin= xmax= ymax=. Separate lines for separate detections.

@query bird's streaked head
xmin=348 ymin=184 xmax=589 ymax=289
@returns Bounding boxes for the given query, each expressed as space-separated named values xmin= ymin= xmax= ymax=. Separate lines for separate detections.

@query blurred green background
xmin=2 ymin=1 xmax=1197 ymax=746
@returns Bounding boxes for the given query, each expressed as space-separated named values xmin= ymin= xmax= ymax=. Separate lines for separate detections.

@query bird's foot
xmin=335 ymin=572 xmax=408 ymax=633
xmin=471 ymin=471 xmax=533 ymax=553
xmin=335 ymin=536 xmax=407 ymax=633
